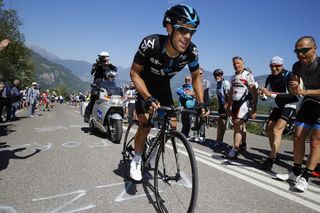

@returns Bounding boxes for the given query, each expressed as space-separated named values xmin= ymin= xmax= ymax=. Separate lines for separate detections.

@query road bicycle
xmin=122 ymin=106 xmax=198 ymax=213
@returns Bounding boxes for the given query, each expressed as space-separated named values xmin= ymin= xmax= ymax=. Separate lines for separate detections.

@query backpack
xmin=10 ymin=86 xmax=21 ymax=102
xmin=1 ymin=85 xmax=11 ymax=98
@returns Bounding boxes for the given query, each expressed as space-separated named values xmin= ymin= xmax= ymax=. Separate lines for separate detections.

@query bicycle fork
xmin=160 ymin=134 xmax=181 ymax=182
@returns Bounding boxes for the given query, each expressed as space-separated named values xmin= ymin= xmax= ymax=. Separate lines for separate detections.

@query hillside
xmin=30 ymin=50 xmax=90 ymax=93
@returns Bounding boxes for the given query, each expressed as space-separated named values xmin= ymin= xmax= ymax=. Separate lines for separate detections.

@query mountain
xmin=30 ymin=50 xmax=90 ymax=93
xmin=28 ymin=44 xmax=60 ymax=62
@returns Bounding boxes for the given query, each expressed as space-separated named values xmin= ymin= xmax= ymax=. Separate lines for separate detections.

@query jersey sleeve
xmin=224 ymin=80 xmax=231 ymax=92
xmin=133 ymin=36 xmax=154 ymax=66
xmin=246 ymin=72 xmax=256 ymax=87
xmin=187 ymin=44 xmax=199 ymax=72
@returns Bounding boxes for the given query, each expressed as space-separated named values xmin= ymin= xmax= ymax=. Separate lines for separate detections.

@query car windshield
xmin=100 ymin=80 xmax=123 ymax=96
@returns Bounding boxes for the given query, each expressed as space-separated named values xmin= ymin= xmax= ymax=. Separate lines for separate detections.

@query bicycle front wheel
xmin=154 ymin=130 xmax=198 ymax=213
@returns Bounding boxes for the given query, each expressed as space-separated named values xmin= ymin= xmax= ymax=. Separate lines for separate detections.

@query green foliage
xmin=0 ymin=0 xmax=34 ymax=86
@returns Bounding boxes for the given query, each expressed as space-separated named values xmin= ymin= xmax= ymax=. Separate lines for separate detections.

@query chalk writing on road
xmin=32 ymin=190 xmax=95 ymax=213
xmin=34 ymin=124 xmax=84 ymax=133
xmin=8 ymin=140 xmax=111 ymax=151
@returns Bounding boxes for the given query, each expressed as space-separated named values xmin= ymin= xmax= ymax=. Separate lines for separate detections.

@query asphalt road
xmin=0 ymin=103 xmax=319 ymax=213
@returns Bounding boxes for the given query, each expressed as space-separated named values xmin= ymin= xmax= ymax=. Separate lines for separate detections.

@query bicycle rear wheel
xmin=154 ymin=130 xmax=198 ymax=213
xmin=122 ymin=120 xmax=139 ymax=179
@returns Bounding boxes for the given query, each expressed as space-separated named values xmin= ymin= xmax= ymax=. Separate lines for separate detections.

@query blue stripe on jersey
xmin=188 ymin=59 xmax=199 ymax=68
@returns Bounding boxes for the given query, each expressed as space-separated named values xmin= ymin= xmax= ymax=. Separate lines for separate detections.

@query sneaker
xmin=294 ymin=176 xmax=309 ymax=192
xmin=275 ymin=171 xmax=299 ymax=182
xmin=225 ymin=148 xmax=238 ymax=159
xmin=198 ymin=136 xmax=205 ymax=143
xmin=130 ymin=160 xmax=142 ymax=181
xmin=311 ymin=171 xmax=320 ymax=178
xmin=260 ymin=158 xmax=274 ymax=171
xmin=212 ymin=141 xmax=223 ymax=148
xmin=239 ymin=143 xmax=247 ymax=151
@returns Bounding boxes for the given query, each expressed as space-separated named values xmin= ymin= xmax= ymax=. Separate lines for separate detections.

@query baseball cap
xmin=270 ymin=56 xmax=284 ymax=65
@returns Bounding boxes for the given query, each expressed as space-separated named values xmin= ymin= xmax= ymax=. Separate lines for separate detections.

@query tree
xmin=0 ymin=0 xmax=34 ymax=86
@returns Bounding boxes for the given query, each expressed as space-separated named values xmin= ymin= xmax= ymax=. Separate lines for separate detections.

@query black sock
xmin=292 ymin=164 xmax=302 ymax=176
xmin=301 ymin=168 xmax=313 ymax=182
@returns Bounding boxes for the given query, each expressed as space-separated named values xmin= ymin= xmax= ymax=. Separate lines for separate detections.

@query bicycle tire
xmin=154 ymin=130 xmax=198 ymax=213
xmin=122 ymin=120 xmax=139 ymax=179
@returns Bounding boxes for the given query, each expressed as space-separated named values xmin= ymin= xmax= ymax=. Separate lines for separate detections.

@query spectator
xmin=226 ymin=56 xmax=257 ymax=159
xmin=27 ymin=82 xmax=40 ymax=117
xmin=176 ymin=75 xmax=196 ymax=139
xmin=198 ymin=68 xmax=210 ymax=141
xmin=125 ymin=81 xmax=137 ymax=124
xmin=10 ymin=79 xmax=21 ymax=120
xmin=259 ymin=56 xmax=299 ymax=171
xmin=0 ymin=79 xmax=12 ymax=122
xmin=212 ymin=69 xmax=230 ymax=147
xmin=277 ymin=36 xmax=320 ymax=192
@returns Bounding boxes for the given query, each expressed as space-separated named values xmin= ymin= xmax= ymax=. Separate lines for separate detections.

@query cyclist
xmin=259 ymin=56 xmax=299 ymax=171
xmin=84 ymin=51 xmax=117 ymax=122
xmin=212 ymin=69 xmax=230 ymax=148
xmin=129 ymin=4 xmax=206 ymax=181
xmin=226 ymin=56 xmax=258 ymax=159
xmin=277 ymin=36 xmax=320 ymax=192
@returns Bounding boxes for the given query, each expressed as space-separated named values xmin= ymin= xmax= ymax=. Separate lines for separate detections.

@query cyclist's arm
xmin=191 ymin=68 xmax=204 ymax=104
xmin=249 ymin=84 xmax=258 ymax=116
xmin=130 ymin=62 xmax=151 ymax=100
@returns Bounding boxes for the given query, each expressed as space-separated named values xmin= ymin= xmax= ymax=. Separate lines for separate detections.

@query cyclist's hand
xmin=146 ymin=96 xmax=159 ymax=112
xmin=197 ymin=102 xmax=209 ymax=118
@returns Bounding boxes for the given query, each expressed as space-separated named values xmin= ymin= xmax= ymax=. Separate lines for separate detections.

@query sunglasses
xmin=174 ymin=25 xmax=196 ymax=36
xmin=294 ymin=47 xmax=313 ymax=54
xmin=270 ymin=64 xmax=282 ymax=68
xmin=185 ymin=79 xmax=191 ymax=81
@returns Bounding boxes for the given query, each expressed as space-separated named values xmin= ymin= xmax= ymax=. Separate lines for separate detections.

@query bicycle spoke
xmin=154 ymin=131 xmax=198 ymax=213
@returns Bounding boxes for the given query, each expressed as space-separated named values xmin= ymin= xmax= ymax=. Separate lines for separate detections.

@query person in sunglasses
xmin=259 ymin=56 xmax=299 ymax=171
xmin=276 ymin=36 xmax=320 ymax=192
xmin=129 ymin=4 xmax=206 ymax=181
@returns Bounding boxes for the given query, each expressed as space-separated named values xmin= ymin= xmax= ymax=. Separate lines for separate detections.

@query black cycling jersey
xmin=133 ymin=34 xmax=199 ymax=98
xmin=293 ymin=56 xmax=320 ymax=101
xmin=265 ymin=69 xmax=299 ymax=107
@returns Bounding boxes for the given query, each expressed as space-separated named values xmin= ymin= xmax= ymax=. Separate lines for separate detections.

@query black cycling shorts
xmin=135 ymin=92 xmax=174 ymax=115
xmin=296 ymin=98 xmax=320 ymax=126
xmin=268 ymin=107 xmax=295 ymax=123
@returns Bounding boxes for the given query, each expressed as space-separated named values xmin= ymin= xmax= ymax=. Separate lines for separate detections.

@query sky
xmin=3 ymin=0 xmax=320 ymax=76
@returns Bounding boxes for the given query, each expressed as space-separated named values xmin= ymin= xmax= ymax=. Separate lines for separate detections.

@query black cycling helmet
xmin=163 ymin=4 xmax=200 ymax=28
xmin=213 ymin=69 xmax=224 ymax=77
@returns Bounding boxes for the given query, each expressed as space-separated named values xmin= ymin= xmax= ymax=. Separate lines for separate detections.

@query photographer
xmin=84 ymin=52 xmax=117 ymax=123
xmin=91 ymin=51 xmax=117 ymax=83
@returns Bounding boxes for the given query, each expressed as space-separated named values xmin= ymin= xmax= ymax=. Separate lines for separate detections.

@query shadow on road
xmin=80 ymin=126 xmax=107 ymax=139
xmin=113 ymin=160 xmax=159 ymax=212
xmin=0 ymin=123 xmax=16 ymax=136
xmin=0 ymin=145 xmax=41 ymax=172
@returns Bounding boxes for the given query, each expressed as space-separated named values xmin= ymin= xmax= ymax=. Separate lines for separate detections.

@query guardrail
xmin=208 ymin=111 xmax=268 ymax=123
